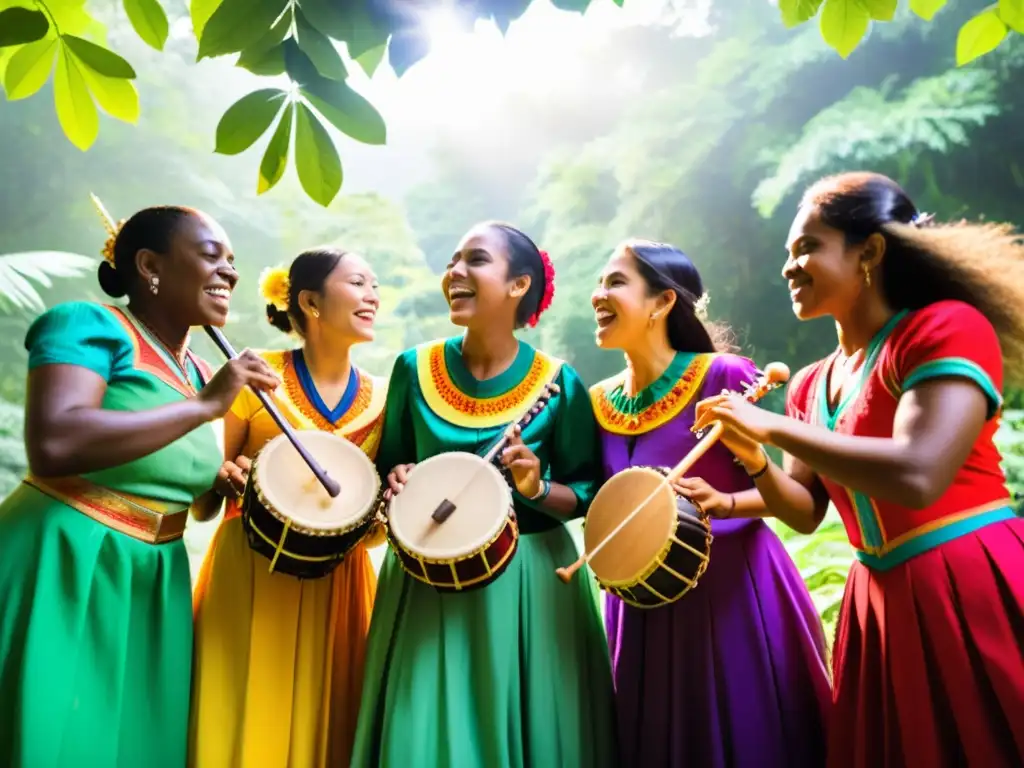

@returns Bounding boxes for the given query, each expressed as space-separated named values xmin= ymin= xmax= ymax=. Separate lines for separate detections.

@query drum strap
xmin=24 ymin=474 xmax=190 ymax=544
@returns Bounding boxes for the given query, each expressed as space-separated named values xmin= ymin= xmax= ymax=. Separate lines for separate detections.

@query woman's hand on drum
xmin=384 ymin=463 xmax=416 ymax=499
xmin=673 ymin=476 xmax=735 ymax=519
xmin=213 ymin=455 xmax=250 ymax=498
xmin=500 ymin=425 xmax=542 ymax=500
xmin=198 ymin=350 xmax=281 ymax=421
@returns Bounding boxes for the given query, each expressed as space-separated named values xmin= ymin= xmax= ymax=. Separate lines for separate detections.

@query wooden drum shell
xmin=241 ymin=431 xmax=381 ymax=580
xmin=585 ymin=466 xmax=713 ymax=609
xmin=385 ymin=452 xmax=519 ymax=593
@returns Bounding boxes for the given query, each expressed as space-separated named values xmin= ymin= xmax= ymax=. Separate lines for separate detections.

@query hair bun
xmin=97 ymin=260 xmax=126 ymax=298
xmin=266 ymin=303 xmax=293 ymax=334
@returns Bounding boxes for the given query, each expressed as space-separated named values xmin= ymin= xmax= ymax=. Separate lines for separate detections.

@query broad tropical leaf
xmin=0 ymin=251 xmax=96 ymax=312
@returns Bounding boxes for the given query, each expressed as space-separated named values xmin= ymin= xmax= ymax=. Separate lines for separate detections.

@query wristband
xmin=746 ymin=450 xmax=770 ymax=479
xmin=528 ymin=479 xmax=551 ymax=501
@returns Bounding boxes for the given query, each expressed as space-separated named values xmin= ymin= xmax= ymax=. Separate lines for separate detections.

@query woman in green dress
xmin=0 ymin=204 xmax=280 ymax=767
xmin=351 ymin=221 xmax=618 ymax=768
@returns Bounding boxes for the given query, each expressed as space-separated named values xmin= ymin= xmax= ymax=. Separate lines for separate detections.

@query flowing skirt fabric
xmin=0 ymin=484 xmax=193 ymax=768
xmin=828 ymin=516 xmax=1024 ymax=768
xmin=605 ymin=519 xmax=832 ymax=768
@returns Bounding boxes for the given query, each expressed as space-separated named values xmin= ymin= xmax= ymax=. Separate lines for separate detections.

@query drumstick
xmin=430 ymin=380 xmax=560 ymax=524
xmin=203 ymin=326 xmax=341 ymax=498
xmin=555 ymin=361 xmax=789 ymax=583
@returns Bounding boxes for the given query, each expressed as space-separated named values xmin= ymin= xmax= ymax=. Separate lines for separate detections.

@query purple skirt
xmin=605 ymin=518 xmax=831 ymax=767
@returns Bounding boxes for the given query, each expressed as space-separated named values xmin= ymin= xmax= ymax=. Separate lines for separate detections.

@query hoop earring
xmin=149 ymin=275 xmax=159 ymax=295
xmin=861 ymin=264 xmax=871 ymax=287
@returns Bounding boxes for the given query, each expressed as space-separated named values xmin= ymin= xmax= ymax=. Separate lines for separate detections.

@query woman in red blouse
xmin=692 ymin=171 xmax=1024 ymax=767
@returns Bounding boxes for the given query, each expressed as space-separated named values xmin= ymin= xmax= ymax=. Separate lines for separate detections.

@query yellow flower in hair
xmin=259 ymin=266 xmax=290 ymax=311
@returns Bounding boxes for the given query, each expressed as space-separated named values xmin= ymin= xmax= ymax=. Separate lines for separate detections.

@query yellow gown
xmin=189 ymin=349 xmax=386 ymax=768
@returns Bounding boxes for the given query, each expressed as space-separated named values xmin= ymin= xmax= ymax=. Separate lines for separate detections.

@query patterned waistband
xmin=855 ymin=500 xmax=1015 ymax=572
xmin=24 ymin=474 xmax=190 ymax=545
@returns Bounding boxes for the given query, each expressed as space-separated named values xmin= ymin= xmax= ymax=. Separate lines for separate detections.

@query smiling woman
xmin=0 ymin=201 xmax=280 ymax=767
xmin=189 ymin=246 xmax=389 ymax=768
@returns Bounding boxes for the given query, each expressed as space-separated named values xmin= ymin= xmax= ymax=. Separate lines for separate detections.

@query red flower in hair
xmin=526 ymin=250 xmax=555 ymax=328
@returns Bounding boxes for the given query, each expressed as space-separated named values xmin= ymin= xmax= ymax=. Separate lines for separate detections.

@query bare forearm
xmin=750 ymin=463 xmax=824 ymax=534
xmin=768 ymin=419 xmax=927 ymax=508
xmin=536 ymin=482 xmax=580 ymax=519
xmin=191 ymin=489 xmax=224 ymax=522
xmin=29 ymin=399 xmax=214 ymax=477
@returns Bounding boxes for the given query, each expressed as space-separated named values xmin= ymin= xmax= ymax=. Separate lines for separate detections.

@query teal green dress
xmin=0 ymin=301 xmax=222 ymax=767
xmin=351 ymin=337 xmax=618 ymax=768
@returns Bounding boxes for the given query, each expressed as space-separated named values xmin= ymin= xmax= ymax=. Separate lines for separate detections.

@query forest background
xmin=2 ymin=0 xmax=1022 ymax=642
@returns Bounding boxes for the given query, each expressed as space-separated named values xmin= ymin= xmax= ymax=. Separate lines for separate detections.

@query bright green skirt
xmin=351 ymin=526 xmax=619 ymax=768
xmin=0 ymin=484 xmax=193 ymax=767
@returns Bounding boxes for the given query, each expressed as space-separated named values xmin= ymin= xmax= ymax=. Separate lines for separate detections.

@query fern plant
xmin=0 ymin=251 xmax=96 ymax=313
xmin=752 ymin=68 xmax=1002 ymax=217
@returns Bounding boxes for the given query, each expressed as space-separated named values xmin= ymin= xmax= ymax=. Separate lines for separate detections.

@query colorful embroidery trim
xmin=104 ymin=306 xmax=206 ymax=397
xmin=416 ymin=341 xmax=561 ymax=428
xmin=590 ymin=354 xmax=714 ymax=435
xmin=263 ymin=350 xmax=385 ymax=436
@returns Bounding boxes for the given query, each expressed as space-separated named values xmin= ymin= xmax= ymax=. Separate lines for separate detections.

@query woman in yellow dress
xmin=189 ymin=247 xmax=387 ymax=768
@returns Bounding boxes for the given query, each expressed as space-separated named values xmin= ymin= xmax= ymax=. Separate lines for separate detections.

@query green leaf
xmin=190 ymin=0 xmax=220 ymax=39
xmin=215 ymin=87 xmax=287 ymax=155
xmin=54 ymin=44 xmax=98 ymax=150
xmin=61 ymin=35 xmax=136 ymax=79
xmin=0 ymin=251 xmax=95 ymax=313
xmin=80 ymin=67 xmax=139 ymax=123
xmin=237 ymin=42 xmax=285 ymax=75
xmin=283 ymin=38 xmax=320 ymax=85
xmin=123 ymin=0 xmax=169 ymax=51
xmin=235 ymin=12 xmax=289 ymax=74
xmin=302 ymin=79 xmax=386 ymax=145
xmin=1000 ymin=0 xmax=1024 ymax=33
xmin=819 ymin=0 xmax=870 ymax=59
xmin=779 ymin=0 xmax=825 ymax=27
xmin=294 ymin=102 xmax=342 ymax=206
xmin=956 ymin=8 xmax=1008 ymax=65
xmin=197 ymin=0 xmax=289 ymax=60
xmin=258 ymin=101 xmax=293 ymax=194
xmin=862 ymin=0 xmax=896 ymax=21
xmin=354 ymin=43 xmax=386 ymax=77
xmin=295 ymin=9 xmax=347 ymax=80
xmin=2 ymin=37 xmax=57 ymax=100
xmin=0 ymin=8 xmax=48 ymax=47
xmin=909 ymin=0 xmax=946 ymax=21
xmin=299 ymin=0 xmax=388 ymax=59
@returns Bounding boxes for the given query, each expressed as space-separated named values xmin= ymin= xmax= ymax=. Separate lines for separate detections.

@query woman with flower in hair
xmin=351 ymin=222 xmax=618 ymax=767
xmin=694 ymin=172 xmax=1024 ymax=767
xmin=189 ymin=248 xmax=387 ymax=768
xmin=590 ymin=239 xmax=830 ymax=767
xmin=0 ymin=200 xmax=280 ymax=767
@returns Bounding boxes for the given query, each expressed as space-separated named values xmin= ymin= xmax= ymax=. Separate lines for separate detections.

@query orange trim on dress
xmin=590 ymin=354 xmax=715 ymax=436
xmin=103 ymin=305 xmax=209 ymax=394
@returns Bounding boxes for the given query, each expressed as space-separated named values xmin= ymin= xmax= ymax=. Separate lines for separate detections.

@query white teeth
xmin=205 ymin=288 xmax=230 ymax=298
xmin=449 ymin=287 xmax=474 ymax=299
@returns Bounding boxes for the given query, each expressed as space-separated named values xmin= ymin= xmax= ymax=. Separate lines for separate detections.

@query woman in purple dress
xmin=589 ymin=239 xmax=831 ymax=767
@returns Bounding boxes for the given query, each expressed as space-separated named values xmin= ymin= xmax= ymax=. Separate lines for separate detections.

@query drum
xmin=242 ymin=430 xmax=381 ymax=579
xmin=584 ymin=465 xmax=712 ymax=608
xmin=386 ymin=452 xmax=518 ymax=592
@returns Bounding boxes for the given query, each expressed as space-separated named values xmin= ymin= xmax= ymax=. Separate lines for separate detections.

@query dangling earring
xmin=862 ymin=264 xmax=871 ymax=287
xmin=149 ymin=275 xmax=159 ymax=295
xmin=311 ymin=308 xmax=320 ymax=319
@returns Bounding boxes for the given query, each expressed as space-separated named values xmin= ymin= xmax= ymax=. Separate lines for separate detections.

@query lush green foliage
xmin=0 ymin=0 xmax=1019 ymax=207
xmin=2 ymin=0 xmax=1023 ymax=627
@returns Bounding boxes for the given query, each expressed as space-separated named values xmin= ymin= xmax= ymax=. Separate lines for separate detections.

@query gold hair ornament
xmin=89 ymin=192 xmax=125 ymax=267
xmin=259 ymin=265 xmax=290 ymax=311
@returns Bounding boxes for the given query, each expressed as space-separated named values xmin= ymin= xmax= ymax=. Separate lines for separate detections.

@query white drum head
xmin=388 ymin=452 xmax=512 ymax=559
xmin=254 ymin=430 xmax=379 ymax=533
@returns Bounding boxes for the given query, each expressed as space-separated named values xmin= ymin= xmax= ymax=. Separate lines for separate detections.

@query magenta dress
xmin=591 ymin=352 xmax=831 ymax=767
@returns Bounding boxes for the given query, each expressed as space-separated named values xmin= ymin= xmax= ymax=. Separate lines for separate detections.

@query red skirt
xmin=828 ymin=516 xmax=1024 ymax=767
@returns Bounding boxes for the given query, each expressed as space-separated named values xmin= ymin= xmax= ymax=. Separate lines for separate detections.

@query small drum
xmin=386 ymin=452 xmax=518 ymax=592
xmin=242 ymin=430 xmax=381 ymax=579
xmin=584 ymin=465 xmax=712 ymax=609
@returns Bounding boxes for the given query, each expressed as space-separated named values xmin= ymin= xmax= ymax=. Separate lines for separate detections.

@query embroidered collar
xmin=590 ymin=353 xmax=715 ymax=435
